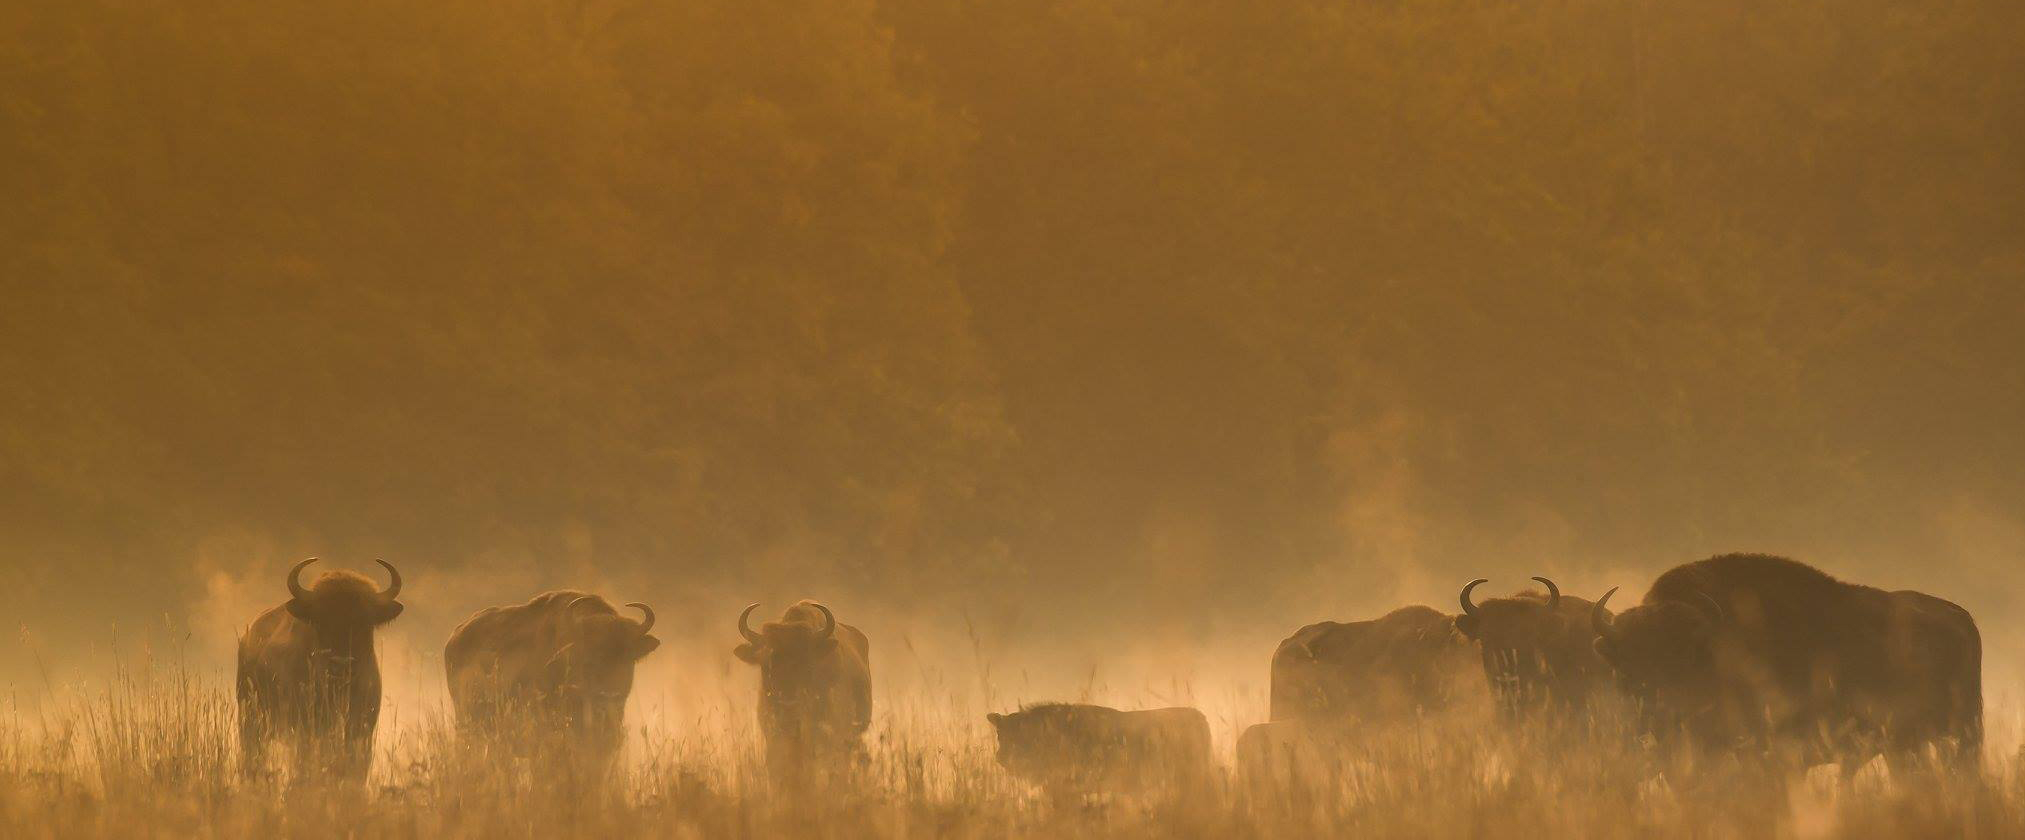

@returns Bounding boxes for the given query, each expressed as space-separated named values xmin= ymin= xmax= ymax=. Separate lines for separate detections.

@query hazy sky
xmin=3 ymin=0 xmax=2022 ymax=715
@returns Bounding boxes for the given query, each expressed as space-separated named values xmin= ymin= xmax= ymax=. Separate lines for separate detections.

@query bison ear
xmin=987 ymin=712 xmax=1006 ymax=728
xmin=632 ymin=635 xmax=661 ymax=659
xmin=1453 ymin=614 xmax=1479 ymax=639
xmin=375 ymin=601 xmax=405 ymax=623
xmin=1592 ymin=637 xmax=1614 ymax=661
xmin=733 ymin=643 xmax=763 ymax=664
xmin=285 ymin=599 xmax=314 ymax=621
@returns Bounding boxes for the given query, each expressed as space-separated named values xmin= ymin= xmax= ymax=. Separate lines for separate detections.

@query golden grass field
xmin=5 ymin=652 xmax=2024 ymax=840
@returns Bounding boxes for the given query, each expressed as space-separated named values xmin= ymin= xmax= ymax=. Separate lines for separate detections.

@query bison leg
xmin=335 ymin=712 xmax=378 ymax=781
xmin=236 ymin=676 xmax=275 ymax=780
xmin=238 ymin=707 xmax=271 ymax=778
xmin=1946 ymin=686 xmax=1985 ymax=773
xmin=1880 ymin=729 xmax=1980 ymax=778
xmin=334 ymin=733 xmax=375 ymax=781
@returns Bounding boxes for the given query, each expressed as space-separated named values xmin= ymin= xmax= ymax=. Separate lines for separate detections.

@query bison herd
xmin=234 ymin=552 xmax=1981 ymax=795
xmin=1241 ymin=553 xmax=1981 ymax=796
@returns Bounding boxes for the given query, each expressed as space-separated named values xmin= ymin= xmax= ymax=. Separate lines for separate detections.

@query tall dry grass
xmin=3 ymin=657 xmax=2024 ymax=839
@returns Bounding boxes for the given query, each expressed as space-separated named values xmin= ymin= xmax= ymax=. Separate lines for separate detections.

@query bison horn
xmin=374 ymin=558 xmax=402 ymax=601
xmin=813 ymin=602 xmax=836 ymax=641
xmin=1459 ymin=578 xmax=1488 ymax=618
xmin=626 ymin=602 xmax=655 ymax=635
xmin=738 ymin=603 xmax=763 ymax=645
xmin=568 ymin=595 xmax=601 ymax=616
xmin=1695 ymin=591 xmax=1725 ymax=618
xmin=1531 ymin=576 xmax=1561 ymax=610
xmin=287 ymin=557 xmax=319 ymax=602
xmin=1591 ymin=586 xmax=1620 ymax=640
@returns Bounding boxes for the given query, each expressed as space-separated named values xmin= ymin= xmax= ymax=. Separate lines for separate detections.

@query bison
xmin=444 ymin=590 xmax=660 ymax=769
xmin=987 ymin=704 xmax=1213 ymax=798
xmin=1591 ymin=553 xmax=1981 ymax=769
xmin=734 ymin=600 xmax=871 ymax=781
xmin=1236 ymin=718 xmax=1353 ymax=803
xmin=1270 ymin=605 xmax=1478 ymax=726
xmin=236 ymin=557 xmax=404 ymax=778
xmin=1455 ymin=576 xmax=1615 ymax=716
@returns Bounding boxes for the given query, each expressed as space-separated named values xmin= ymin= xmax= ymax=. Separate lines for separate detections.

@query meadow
xmin=5 ymin=651 xmax=2023 ymax=840
xmin=5 ymin=1 xmax=2021 ymax=837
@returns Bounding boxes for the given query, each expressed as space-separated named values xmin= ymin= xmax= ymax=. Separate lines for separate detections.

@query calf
xmin=987 ymin=703 xmax=1213 ymax=797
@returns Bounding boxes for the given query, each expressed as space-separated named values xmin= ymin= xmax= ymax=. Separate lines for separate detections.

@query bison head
xmin=734 ymin=602 xmax=837 ymax=662
xmin=1456 ymin=577 xmax=1607 ymax=712
xmin=545 ymin=597 xmax=658 ymax=734
xmin=734 ymin=602 xmax=841 ymax=716
xmin=985 ymin=705 xmax=1090 ymax=783
xmin=1589 ymin=587 xmax=1722 ymax=718
xmin=284 ymin=558 xmax=404 ymax=669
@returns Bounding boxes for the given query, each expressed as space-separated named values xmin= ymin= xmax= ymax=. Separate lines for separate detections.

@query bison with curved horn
xmin=236 ymin=557 xmax=405 ymax=778
xmin=444 ymin=591 xmax=661 ymax=770
xmin=1454 ymin=576 xmax=1615 ymax=716
xmin=734 ymin=600 xmax=871 ymax=783
xmin=1591 ymin=553 xmax=1981 ymax=770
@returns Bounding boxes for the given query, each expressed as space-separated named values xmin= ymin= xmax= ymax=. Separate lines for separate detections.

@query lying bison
xmin=735 ymin=600 xmax=871 ymax=782
xmin=987 ymin=704 xmax=1213 ymax=798
xmin=1592 ymin=553 xmax=1981 ymax=769
xmin=1456 ymin=577 xmax=1615 ymax=716
xmin=444 ymin=590 xmax=660 ymax=769
xmin=1270 ymin=605 xmax=1477 ymax=726
xmin=236 ymin=558 xmax=404 ymax=778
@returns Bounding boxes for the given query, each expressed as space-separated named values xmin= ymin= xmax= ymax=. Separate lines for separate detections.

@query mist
xmin=4 ymin=0 xmax=2024 ymax=745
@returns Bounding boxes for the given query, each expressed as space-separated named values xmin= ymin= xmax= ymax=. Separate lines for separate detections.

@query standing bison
xmin=1591 ymin=553 xmax=1981 ymax=768
xmin=1455 ymin=576 xmax=1615 ymax=716
xmin=236 ymin=558 xmax=404 ymax=778
xmin=444 ymin=590 xmax=660 ymax=769
xmin=735 ymin=600 xmax=871 ymax=781
xmin=1270 ymin=605 xmax=1478 ymax=726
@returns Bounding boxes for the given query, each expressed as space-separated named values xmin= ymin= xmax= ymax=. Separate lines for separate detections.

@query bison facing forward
xmin=1456 ymin=577 xmax=1615 ymax=717
xmin=1592 ymin=553 xmax=1981 ymax=769
xmin=445 ymin=590 xmax=660 ymax=769
xmin=988 ymin=704 xmax=1213 ymax=798
xmin=236 ymin=558 xmax=404 ymax=778
xmin=735 ymin=601 xmax=871 ymax=782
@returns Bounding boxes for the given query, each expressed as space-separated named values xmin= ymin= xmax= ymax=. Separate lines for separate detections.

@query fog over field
xmin=3 ymin=0 xmax=2024 ymax=835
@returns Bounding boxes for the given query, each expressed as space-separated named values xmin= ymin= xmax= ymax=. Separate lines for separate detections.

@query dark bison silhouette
xmin=1270 ymin=605 xmax=1478 ymax=726
xmin=735 ymin=600 xmax=871 ymax=781
xmin=1236 ymin=717 xmax=1356 ymax=801
xmin=1456 ymin=576 xmax=1615 ymax=716
xmin=236 ymin=558 xmax=404 ymax=778
xmin=988 ymin=703 xmax=1212 ymax=797
xmin=1592 ymin=553 xmax=1980 ymax=768
xmin=444 ymin=590 xmax=660 ymax=769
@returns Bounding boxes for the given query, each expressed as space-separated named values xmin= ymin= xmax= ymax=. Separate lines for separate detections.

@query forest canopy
xmin=3 ymin=0 xmax=2022 ymax=672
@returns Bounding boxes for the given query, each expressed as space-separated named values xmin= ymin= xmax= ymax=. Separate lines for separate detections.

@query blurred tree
xmin=0 ymin=0 xmax=2020 ymax=662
